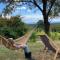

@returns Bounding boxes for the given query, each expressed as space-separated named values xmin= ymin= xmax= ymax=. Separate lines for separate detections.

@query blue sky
xmin=0 ymin=3 xmax=6 ymax=14
xmin=0 ymin=3 xmax=43 ymax=24
xmin=11 ymin=5 xmax=43 ymax=24
xmin=0 ymin=3 xmax=60 ymax=24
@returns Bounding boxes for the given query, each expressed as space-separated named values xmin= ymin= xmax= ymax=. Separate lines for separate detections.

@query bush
xmin=0 ymin=16 xmax=28 ymax=39
xmin=29 ymin=32 xmax=37 ymax=42
xmin=50 ymin=32 xmax=60 ymax=40
xmin=0 ymin=27 xmax=17 ymax=39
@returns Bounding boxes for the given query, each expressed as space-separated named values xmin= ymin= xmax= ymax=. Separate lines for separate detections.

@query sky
xmin=11 ymin=5 xmax=43 ymax=24
xmin=0 ymin=3 xmax=43 ymax=24
xmin=0 ymin=3 xmax=60 ymax=24
xmin=0 ymin=3 xmax=6 ymax=14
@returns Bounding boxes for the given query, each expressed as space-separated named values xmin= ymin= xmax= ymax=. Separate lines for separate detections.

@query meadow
xmin=0 ymin=31 xmax=60 ymax=60
xmin=0 ymin=42 xmax=43 ymax=60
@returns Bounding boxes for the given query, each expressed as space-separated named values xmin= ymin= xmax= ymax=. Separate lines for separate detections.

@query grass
xmin=0 ymin=31 xmax=60 ymax=60
xmin=0 ymin=42 xmax=44 ymax=60
xmin=0 ymin=41 xmax=60 ymax=60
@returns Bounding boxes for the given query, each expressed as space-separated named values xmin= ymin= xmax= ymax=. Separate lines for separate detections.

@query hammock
xmin=39 ymin=34 xmax=60 ymax=60
xmin=0 ymin=28 xmax=35 ymax=50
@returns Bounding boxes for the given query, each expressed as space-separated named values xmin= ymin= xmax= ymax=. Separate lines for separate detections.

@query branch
xmin=33 ymin=0 xmax=43 ymax=13
xmin=15 ymin=0 xmax=43 ymax=13
xmin=3 ymin=0 xmax=14 ymax=15
xmin=47 ymin=0 xmax=56 ymax=16
xmin=14 ymin=0 xmax=33 ymax=3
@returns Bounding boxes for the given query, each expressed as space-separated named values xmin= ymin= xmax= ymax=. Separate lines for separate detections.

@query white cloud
xmin=2 ymin=14 xmax=11 ymax=19
xmin=5 ymin=14 xmax=11 ymax=19
xmin=16 ymin=6 xmax=26 ymax=10
xmin=27 ymin=9 xmax=31 ymax=12
xmin=50 ymin=17 xmax=60 ymax=23
xmin=22 ymin=14 xmax=43 ymax=20
xmin=21 ymin=14 xmax=43 ymax=24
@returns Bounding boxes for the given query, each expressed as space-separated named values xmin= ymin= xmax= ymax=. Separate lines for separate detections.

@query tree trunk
xmin=42 ymin=0 xmax=50 ymax=35
xmin=43 ymin=15 xmax=50 ymax=34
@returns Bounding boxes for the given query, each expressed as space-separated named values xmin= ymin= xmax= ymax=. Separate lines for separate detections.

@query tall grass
xmin=50 ymin=32 xmax=60 ymax=41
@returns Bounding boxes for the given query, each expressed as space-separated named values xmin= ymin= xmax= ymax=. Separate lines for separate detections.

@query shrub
xmin=50 ymin=32 xmax=60 ymax=40
xmin=0 ymin=17 xmax=28 ymax=39
xmin=29 ymin=32 xmax=37 ymax=42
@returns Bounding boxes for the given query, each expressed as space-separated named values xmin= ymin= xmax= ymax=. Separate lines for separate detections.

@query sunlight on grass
xmin=36 ymin=31 xmax=45 ymax=36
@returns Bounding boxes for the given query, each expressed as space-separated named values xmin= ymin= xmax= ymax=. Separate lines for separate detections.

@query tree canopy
xmin=0 ymin=16 xmax=28 ymax=39
xmin=0 ymin=0 xmax=60 ymax=16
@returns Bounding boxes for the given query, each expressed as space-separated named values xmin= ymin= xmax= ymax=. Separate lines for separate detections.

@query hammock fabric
xmin=39 ymin=34 xmax=60 ymax=60
xmin=39 ymin=34 xmax=60 ymax=52
xmin=0 ymin=29 xmax=35 ymax=50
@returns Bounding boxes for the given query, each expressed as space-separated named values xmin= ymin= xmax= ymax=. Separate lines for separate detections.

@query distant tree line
xmin=36 ymin=20 xmax=44 ymax=32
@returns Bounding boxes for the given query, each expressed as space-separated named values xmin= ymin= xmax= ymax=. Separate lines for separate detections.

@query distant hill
xmin=28 ymin=24 xmax=36 ymax=26
xmin=27 ymin=24 xmax=36 ymax=27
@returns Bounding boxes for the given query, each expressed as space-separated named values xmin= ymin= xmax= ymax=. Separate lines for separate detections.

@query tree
xmin=0 ymin=0 xmax=60 ymax=34
xmin=36 ymin=20 xmax=44 ymax=32
xmin=0 ymin=16 xmax=28 ymax=39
